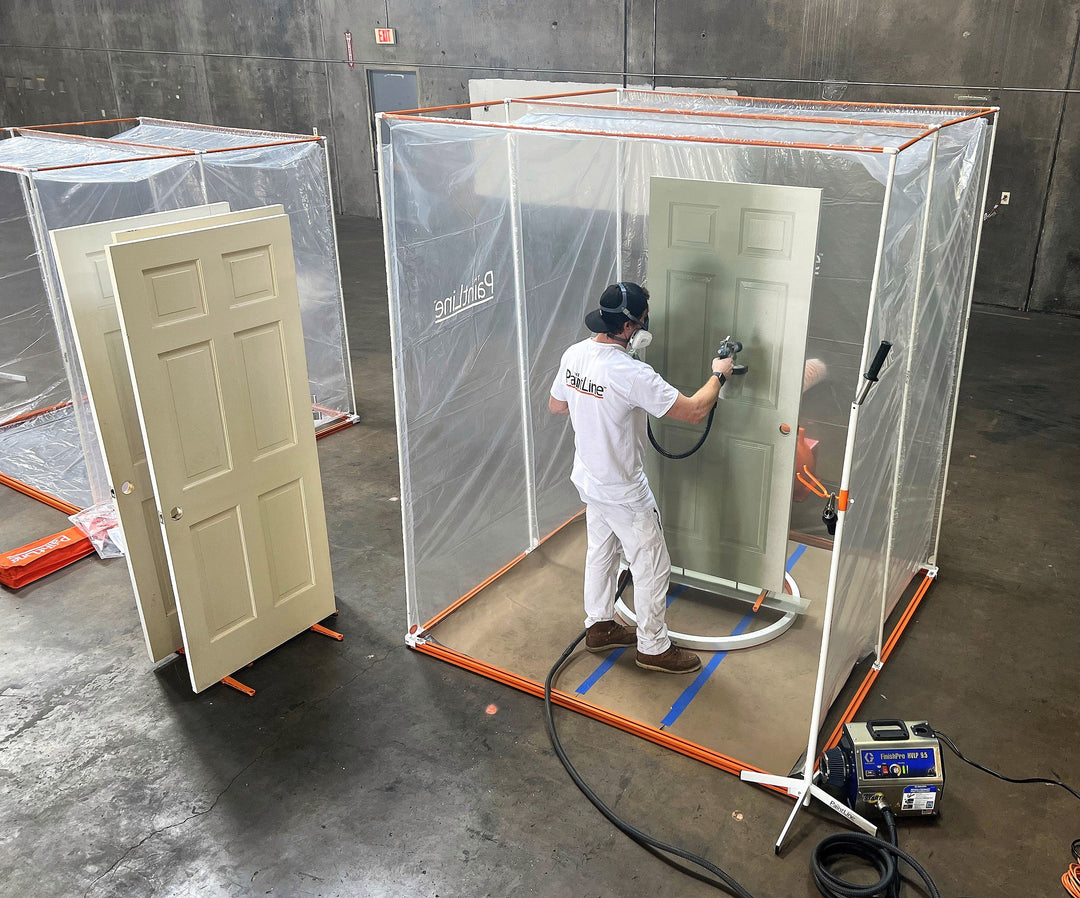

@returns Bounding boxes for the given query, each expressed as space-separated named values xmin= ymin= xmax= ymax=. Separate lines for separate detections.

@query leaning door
xmin=106 ymin=214 xmax=336 ymax=692
xmin=50 ymin=203 xmax=229 ymax=662
xmin=646 ymin=177 xmax=821 ymax=598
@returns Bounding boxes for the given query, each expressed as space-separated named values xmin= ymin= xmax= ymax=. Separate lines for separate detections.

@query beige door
xmin=50 ymin=204 xmax=229 ymax=662
xmin=109 ymin=205 xmax=285 ymax=245
xmin=106 ymin=214 xmax=336 ymax=692
xmin=646 ymin=177 xmax=821 ymax=598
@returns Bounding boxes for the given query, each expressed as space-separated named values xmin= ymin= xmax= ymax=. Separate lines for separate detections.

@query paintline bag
xmin=0 ymin=526 xmax=96 ymax=589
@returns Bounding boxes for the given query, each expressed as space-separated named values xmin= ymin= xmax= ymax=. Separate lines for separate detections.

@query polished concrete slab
xmin=0 ymin=216 xmax=1077 ymax=897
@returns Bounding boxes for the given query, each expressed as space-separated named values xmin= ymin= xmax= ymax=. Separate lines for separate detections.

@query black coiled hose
xmin=543 ymin=577 xmax=755 ymax=897
xmin=809 ymin=807 xmax=942 ymax=898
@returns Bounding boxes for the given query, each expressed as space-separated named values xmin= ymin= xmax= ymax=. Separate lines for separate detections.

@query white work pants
xmin=583 ymin=496 xmax=671 ymax=655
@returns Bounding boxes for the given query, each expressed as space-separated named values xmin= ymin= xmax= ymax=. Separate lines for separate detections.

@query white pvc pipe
xmin=930 ymin=111 xmax=999 ymax=565
xmin=504 ymin=121 xmax=540 ymax=548
xmin=376 ymin=115 xmax=421 ymax=638
xmin=877 ymin=130 xmax=938 ymax=655
xmin=615 ymin=135 xmax=624 ymax=281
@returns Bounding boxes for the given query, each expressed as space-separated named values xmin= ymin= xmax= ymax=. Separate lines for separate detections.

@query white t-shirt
xmin=550 ymin=337 xmax=679 ymax=507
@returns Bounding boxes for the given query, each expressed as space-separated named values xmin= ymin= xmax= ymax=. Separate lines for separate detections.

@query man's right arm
xmin=664 ymin=357 xmax=733 ymax=424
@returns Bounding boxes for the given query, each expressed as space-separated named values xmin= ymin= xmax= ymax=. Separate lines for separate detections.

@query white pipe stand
xmin=741 ymin=340 xmax=893 ymax=853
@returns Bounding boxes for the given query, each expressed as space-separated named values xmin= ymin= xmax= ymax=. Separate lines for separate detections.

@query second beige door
xmin=106 ymin=214 xmax=337 ymax=692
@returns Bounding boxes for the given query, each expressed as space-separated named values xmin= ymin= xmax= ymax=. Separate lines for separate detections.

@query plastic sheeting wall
xmin=0 ymin=121 xmax=354 ymax=511
xmin=383 ymin=96 xmax=994 ymax=734
xmin=0 ymin=169 xmax=90 ymax=502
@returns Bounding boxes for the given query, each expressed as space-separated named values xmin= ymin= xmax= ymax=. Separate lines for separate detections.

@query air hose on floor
xmin=543 ymin=577 xmax=755 ymax=897
xmin=809 ymin=807 xmax=943 ymax=898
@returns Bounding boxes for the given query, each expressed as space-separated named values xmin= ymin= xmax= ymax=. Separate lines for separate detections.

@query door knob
xmin=779 ymin=424 xmax=792 ymax=435
xmin=170 ymin=506 xmax=184 ymax=521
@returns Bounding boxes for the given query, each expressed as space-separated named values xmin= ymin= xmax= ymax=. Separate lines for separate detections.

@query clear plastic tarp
xmin=382 ymin=91 xmax=995 ymax=735
xmin=0 ymin=119 xmax=354 ymax=511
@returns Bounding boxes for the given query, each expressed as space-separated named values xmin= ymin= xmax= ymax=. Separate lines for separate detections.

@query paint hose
xmin=543 ymin=579 xmax=756 ymax=897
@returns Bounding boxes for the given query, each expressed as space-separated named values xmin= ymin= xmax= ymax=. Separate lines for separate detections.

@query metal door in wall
xmin=106 ymin=214 xmax=337 ymax=692
xmin=50 ymin=203 xmax=229 ymax=662
xmin=369 ymin=69 xmax=419 ymax=210
xmin=646 ymin=177 xmax=821 ymax=602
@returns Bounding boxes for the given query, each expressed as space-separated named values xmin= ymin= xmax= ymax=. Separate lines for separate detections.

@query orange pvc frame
xmin=385 ymin=112 xmax=892 ymax=155
xmin=3 ymin=117 xmax=325 ymax=174
xmin=510 ymin=97 xmax=934 ymax=131
xmin=617 ymin=87 xmax=994 ymax=116
xmin=385 ymin=89 xmax=996 ymax=157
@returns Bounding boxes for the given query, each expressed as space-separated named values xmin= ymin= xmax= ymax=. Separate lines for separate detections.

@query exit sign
xmin=374 ymin=28 xmax=397 ymax=45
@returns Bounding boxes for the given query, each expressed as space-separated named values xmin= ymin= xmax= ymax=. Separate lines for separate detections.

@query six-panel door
xmin=646 ymin=176 xmax=821 ymax=596
xmin=50 ymin=204 xmax=229 ymax=662
xmin=106 ymin=214 xmax=336 ymax=692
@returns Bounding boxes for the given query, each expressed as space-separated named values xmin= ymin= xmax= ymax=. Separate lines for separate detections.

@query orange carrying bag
xmin=0 ymin=526 xmax=96 ymax=589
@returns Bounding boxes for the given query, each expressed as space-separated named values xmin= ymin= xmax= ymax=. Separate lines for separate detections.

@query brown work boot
xmin=585 ymin=620 xmax=637 ymax=652
xmin=635 ymin=644 xmax=702 ymax=674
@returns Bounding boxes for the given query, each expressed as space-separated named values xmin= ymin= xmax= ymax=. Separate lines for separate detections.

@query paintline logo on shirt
xmin=434 ymin=269 xmax=495 ymax=323
xmin=565 ymin=369 xmax=605 ymax=398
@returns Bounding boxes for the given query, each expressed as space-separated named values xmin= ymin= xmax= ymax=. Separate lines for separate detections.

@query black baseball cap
xmin=584 ymin=282 xmax=649 ymax=334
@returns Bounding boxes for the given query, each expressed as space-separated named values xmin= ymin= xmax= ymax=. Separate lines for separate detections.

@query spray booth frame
xmin=0 ymin=117 xmax=357 ymax=519
xmin=379 ymin=89 xmax=998 ymax=817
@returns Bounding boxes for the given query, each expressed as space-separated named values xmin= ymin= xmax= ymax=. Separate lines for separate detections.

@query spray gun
xmin=716 ymin=336 xmax=748 ymax=398
xmin=647 ymin=335 xmax=747 ymax=460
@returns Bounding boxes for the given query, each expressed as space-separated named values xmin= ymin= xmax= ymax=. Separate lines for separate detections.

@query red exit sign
xmin=374 ymin=28 xmax=397 ymax=45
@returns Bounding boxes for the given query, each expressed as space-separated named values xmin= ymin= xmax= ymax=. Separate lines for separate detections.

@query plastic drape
xmin=0 ymin=124 xmax=353 ymax=512
xmin=383 ymin=104 xmax=994 ymax=725
xmin=30 ymin=157 xmax=207 ymax=508
xmin=511 ymin=103 xmax=923 ymax=151
xmin=514 ymin=130 xmax=620 ymax=539
xmin=114 ymin=124 xmax=354 ymax=421
xmin=618 ymin=89 xmax=969 ymax=125
xmin=383 ymin=120 xmax=529 ymax=629
xmin=823 ymin=118 xmax=992 ymax=709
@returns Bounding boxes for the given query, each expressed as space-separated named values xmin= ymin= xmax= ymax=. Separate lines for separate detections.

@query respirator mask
xmin=627 ymin=326 xmax=652 ymax=356
xmin=612 ymin=283 xmax=653 ymax=357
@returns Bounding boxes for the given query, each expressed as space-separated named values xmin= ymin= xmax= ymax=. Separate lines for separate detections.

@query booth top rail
xmin=381 ymin=112 xmax=901 ymax=155
xmin=385 ymin=88 xmax=997 ymax=155
xmin=0 ymin=117 xmax=324 ymax=174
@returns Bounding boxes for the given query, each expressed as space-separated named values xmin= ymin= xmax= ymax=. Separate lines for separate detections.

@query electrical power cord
xmin=544 ymin=616 xmax=1079 ymax=896
xmin=647 ymin=405 xmax=716 ymax=460
xmin=543 ymin=579 xmax=754 ymax=897
xmin=1064 ymin=839 xmax=1080 ymax=897
xmin=930 ymin=727 xmax=1080 ymax=800
xmin=929 ymin=727 xmax=1080 ymax=898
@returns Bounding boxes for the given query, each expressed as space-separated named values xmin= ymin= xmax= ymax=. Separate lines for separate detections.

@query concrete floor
xmin=1 ymin=215 xmax=1077 ymax=897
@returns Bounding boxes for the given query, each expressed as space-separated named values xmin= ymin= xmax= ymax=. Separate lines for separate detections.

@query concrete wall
xmin=2 ymin=0 xmax=1079 ymax=313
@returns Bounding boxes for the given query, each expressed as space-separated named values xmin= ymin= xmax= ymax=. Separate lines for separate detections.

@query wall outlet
xmin=1000 ymin=191 xmax=1011 ymax=205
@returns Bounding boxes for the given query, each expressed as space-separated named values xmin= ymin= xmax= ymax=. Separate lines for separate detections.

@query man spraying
xmin=549 ymin=282 xmax=733 ymax=674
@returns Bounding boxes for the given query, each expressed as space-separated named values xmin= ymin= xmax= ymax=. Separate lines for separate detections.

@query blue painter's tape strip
xmin=575 ymin=583 xmax=687 ymax=695
xmin=574 ymin=647 xmax=626 ymax=694
xmin=660 ymin=613 xmax=755 ymax=727
xmin=658 ymin=545 xmax=808 ymax=726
